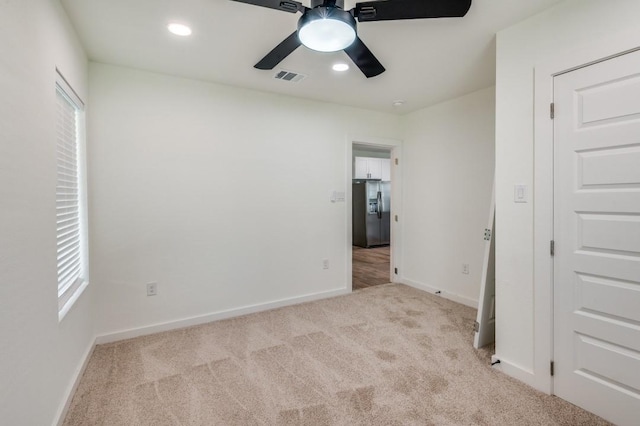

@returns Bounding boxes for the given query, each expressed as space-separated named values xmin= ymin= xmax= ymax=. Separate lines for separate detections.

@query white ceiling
xmin=60 ymin=0 xmax=563 ymax=114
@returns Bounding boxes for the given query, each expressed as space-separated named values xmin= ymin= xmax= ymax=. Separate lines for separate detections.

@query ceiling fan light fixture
xmin=298 ymin=8 xmax=356 ymax=53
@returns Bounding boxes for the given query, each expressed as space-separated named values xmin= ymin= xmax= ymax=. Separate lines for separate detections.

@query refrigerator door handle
xmin=377 ymin=191 xmax=383 ymax=219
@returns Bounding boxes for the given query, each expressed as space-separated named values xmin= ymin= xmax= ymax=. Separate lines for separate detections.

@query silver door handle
xmin=377 ymin=191 xmax=382 ymax=219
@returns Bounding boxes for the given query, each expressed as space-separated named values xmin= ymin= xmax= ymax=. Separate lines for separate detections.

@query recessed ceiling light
xmin=332 ymin=63 xmax=349 ymax=72
xmin=167 ymin=23 xmax=192 ymax=37
xmin=392 ymin=100 xmax=405 ymax=107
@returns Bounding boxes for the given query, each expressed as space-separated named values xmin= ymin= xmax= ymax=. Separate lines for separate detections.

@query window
xmin=56 ymin=71 xmax=88 ymax=320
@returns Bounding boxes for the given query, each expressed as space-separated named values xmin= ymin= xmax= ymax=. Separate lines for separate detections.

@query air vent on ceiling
xmin=273 ymin=69 xmax=306 ymax=83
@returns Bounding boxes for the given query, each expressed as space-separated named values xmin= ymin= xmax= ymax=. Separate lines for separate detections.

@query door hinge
xmin=550 ymin=103 xmax=555 ymax=119
xmin=550 ymin=240 xmax=555 ymax=256
xmin=394 ymin=214 xmax=398 ymax=222
xmin=473 ymin=321 xmax=480 ymax=333
xmin=484 ymin=228 xmax=492 ymax=241
xmin=394 ymin=267 xmax=398 ymax=275
xmin=394 ymin=158 xmax=398 ymax=165
xmin=550 ymin=361 xmax=555 ymax=376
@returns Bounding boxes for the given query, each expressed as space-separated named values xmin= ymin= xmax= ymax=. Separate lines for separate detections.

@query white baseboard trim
xmin=96 ymin=287 xmax=351 ymax=345
xmin=54 ymin=338 xmax=96 ymax=426
xmin=400 ymin=278 xmax=478 ymax=309
xmin=490 ymin=355 xmax=549 ymax=393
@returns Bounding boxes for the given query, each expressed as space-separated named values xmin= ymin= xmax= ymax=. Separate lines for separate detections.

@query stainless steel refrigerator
xmin=352 ymin=180 xmax=391 ymax=247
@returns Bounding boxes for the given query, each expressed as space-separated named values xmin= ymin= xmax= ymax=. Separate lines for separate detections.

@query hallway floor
xmin=352 ymin=245 xmax=391 ymax=290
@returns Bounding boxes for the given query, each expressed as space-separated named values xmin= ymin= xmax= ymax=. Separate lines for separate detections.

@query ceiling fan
xmin=231 ymin=0 xmax=472 ymax=78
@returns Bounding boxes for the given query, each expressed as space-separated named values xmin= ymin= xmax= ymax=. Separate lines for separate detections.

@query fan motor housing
xmin=310 ymin=0 xmax=345 ymax=9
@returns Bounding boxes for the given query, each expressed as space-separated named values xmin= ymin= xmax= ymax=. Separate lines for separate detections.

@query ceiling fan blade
xmin=343 ymin=37 xmax=385 ymax=78
xmin=254 ymin=31 xmax=302 ymax=70
xmin=230 ymin=0 xmax=304 ymax=14
xmin=354 ymin=0 xmax=471 ymax=22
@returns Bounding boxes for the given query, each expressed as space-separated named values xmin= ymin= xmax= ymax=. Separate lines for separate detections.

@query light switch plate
xmin=514 ymin=184 xmax=528 ymax=203
xmin=330 ymin=191 xmax=345 ymax=203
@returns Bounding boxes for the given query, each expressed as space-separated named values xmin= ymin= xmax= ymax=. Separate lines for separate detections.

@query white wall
xmin=0 ymin=1 xmax=94 ymax=424
xmin=495 ymin=0 xmax=640 ymax=389
xmin=400 ymin=87 xmax=495 ymax=307
xmin=88 ymin=63 xmax=402 ymax=337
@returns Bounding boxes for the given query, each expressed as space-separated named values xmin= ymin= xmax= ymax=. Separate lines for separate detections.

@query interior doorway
xmin=351 ymin=143 xmax=393 ymax=291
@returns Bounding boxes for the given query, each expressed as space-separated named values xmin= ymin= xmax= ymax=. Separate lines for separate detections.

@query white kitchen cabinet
xmin=354 ymin=157 xmax=369 ymax=179
xmin=354 ymin=157 xmax=391 ymax=180
xmin=367 ymin=158 xmax=382 ymax=179
xmin=381 ymin=158 xmax=391 ymax=181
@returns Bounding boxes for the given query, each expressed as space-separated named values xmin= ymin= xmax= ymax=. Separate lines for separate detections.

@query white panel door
xmin=474 ymin=181 xmax=495 ymax=349
xmin=554 ymin=49 xmax=640 ymax=426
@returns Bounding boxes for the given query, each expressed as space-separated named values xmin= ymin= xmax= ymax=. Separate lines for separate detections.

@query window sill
xmin=58 ymin=279 xmax=89 ymax=322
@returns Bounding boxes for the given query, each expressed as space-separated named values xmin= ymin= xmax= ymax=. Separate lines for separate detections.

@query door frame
xmin=533 ymin=31 xmax=640 ymax=394
xmin=346 ymin=136 xmax=403 ymax=291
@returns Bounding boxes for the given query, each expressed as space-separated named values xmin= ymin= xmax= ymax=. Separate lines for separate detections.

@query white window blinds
xmin=56 ymin=73 xmax=87 ymax=318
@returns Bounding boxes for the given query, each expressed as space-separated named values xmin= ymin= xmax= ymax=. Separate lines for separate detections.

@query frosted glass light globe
xmin=298 ymin=18 xmax=356 ymax=52
xmin=297 ymin=8 xmax=357 ymax=53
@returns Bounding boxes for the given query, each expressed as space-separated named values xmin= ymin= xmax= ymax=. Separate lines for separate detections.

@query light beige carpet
xmin=64 ymin=284 xmax=609 ymax=425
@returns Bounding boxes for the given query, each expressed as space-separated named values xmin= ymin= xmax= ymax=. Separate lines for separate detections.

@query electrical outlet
xmin=322 ymin=259 xmax=329 ymax=270
xmin=146 ymin=282 xmax=158 ymax=296
xmin=462 ymin=264 xmax=470 ymax=275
